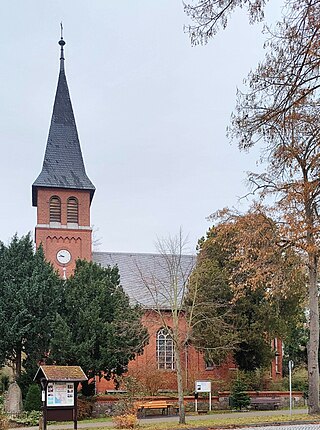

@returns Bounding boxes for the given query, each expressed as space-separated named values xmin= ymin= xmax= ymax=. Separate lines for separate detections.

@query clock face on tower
xmin=56 ymin=249 xmax=71 ymax=265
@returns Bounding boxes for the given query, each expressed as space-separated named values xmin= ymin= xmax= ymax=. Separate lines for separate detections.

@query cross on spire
xmin=59 ymin=22 xmax=66 ymax=70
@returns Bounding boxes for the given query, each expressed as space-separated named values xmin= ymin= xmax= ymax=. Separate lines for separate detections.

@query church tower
xmin=32 ymin=34 xmax=95 ymax=278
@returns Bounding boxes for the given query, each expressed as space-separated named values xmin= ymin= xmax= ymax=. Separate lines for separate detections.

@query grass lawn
xmin=74 ymin=412 xmax=320 ymax=430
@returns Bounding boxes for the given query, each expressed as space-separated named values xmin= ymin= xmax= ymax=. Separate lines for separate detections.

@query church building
xmin=32 ymin=36 xmax=282 ymax=393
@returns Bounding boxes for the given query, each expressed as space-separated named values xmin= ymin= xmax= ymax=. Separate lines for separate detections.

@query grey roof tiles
xmin=92 ymin=251 xmax=195 ymax=309
xmin=32 ymin=40 xmax=95 ymax=206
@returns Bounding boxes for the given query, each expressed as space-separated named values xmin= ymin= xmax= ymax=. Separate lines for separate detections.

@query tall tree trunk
xmin=307 ymin=252 xmax=320 ymax=414
xmin=14 ymin=348 xmax=22 ymax=381
xmin=175 ymin=343 xmax=186 ymax=424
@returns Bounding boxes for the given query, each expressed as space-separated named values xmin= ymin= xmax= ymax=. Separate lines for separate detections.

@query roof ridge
xmin=93 ymin=251 xmax=195 ymax=257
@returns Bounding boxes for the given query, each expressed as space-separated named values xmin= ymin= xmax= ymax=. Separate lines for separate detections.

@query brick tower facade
xmin=32 ymin=35 xmax=95 ymax=278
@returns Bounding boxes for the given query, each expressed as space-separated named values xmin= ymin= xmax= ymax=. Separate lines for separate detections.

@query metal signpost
xmin=288 ymin=360 xmax=294 ymax=416
xmin=195 ymin=380 xmax=212 ymax=412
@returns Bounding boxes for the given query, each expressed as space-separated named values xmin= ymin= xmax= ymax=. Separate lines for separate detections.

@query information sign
xmin=47 ymin=382 xmax=74 ymax=407
xmin=195 ymin=380 xmax=211 ymax=393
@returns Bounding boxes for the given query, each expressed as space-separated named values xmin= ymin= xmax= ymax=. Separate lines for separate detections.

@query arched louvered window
xmin=49 ymin=196 xmax=61 ymax=223
xmin=67 ymin=197 xmax=79 ymax=224
xmin=156 ymin=327 xmax=175 ymax=370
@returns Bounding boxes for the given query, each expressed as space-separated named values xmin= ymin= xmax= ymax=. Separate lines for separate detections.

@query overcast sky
xmin=1 ymin=1 xmax=283 ymax=254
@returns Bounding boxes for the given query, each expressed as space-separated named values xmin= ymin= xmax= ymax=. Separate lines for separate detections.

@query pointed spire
xmin=59 ymin=22 xmax=65 ymax=71
xmin=32 ymin=30 xmax=95 ymax=207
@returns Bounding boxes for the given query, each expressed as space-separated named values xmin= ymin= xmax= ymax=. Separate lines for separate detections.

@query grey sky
xmin=1 ymin=1 xmax=282 ymax=253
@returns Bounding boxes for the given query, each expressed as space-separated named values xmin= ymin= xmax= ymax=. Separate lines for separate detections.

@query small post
xmin=209 ymin=391 xmax=212 ymax=411
xmin=74 ymin=382 xmax=78 ymax=430
xmin=40 ymin=378 xmax=47 ymax=430
xmin=288 ymin=360 xmax=294 ymax=416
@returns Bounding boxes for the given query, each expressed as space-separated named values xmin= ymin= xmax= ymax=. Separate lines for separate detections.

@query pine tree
xmin=230 ymin=379 xmax=250 ymax=411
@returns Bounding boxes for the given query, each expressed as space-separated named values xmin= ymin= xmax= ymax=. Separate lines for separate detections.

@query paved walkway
xmin=9 ymin=408 xmax=313 ymax=430
xmin=242 ymin=426 xmax=320 ymax=430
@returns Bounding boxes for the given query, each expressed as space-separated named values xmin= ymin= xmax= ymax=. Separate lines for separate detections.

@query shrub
xmin=280 ymin=366 xmax=308 ymax=398
xmin=24 ymin=384 xmax=42 ymax=412
xmin=112 ymin=413 xmax=138 ymax=429
xmin=112 ymin=399 xmax=139 ymax=429
xmin=232 ymin=369 xmax=271 ymax=391
xmin=292 ymin=366 xmax=308 ymax=395
xmin=230 ymin=379 xmax=250 ymax=410
xmin=113 ymin=399 xmax=137 ymax=416
xmin=0 ymin=395 xmax=4 ymax=413
xmin=12 ymin=411 xmax=41 ymax=426
xmin=0 ymin=413 xmax=7 ymax=430
xmin=77 ymin=398 xmax=93 ymax=419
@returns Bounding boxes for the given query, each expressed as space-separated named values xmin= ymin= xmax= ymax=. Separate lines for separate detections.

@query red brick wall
xmin=96 ymin=310 xmax=237 ymax=394
xmin=34 ymin=187 xmax=92 ymax=276
xmin=270 ymin=337 xmax=283 ymax=380
xmin=36 ymin=188 xmax=91 ymax=225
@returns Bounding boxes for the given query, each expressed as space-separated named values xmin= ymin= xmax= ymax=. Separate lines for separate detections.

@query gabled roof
xmin=92 ymin=251 xmax=195 ymax=309
xmin=34 ymin=365 xmax=87 ymax=382
xmin=32 ymin=37 xmax=95 ymax=206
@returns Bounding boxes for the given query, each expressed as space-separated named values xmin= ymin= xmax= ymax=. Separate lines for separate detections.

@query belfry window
xmin=49 ymin=196 xmax=61 ymax=223
xmin=156 ymin=327 xmax=175 ymax=370
xmin=67 ymin=197 xmax=79 ymax=223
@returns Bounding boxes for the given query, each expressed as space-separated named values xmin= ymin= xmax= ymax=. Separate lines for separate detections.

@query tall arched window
xmin=156 ymin=327 xmax=175 ymax=370
xmin=67 ymin=197 xmax=78 ymax=223
xmin=49 ymin=196 xmax=61 ymax=223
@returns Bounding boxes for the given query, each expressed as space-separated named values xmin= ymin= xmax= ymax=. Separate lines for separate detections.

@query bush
xmin=0 ymin=395 xmax=4 ymax=413
xmin=13 ymin=411 xmax=41 ymax=426
xmin=112 ymin=414 xmax=138 ymax=429
xmin=230 ymin=379 xmax=250 ymax=410
xmin=0 ymin=413 xmax=7 ymax=430
xmin=232 ymin=369 xmax=271 ymax=391
xmin=280 ymin=366 xmax=308 ymax=398
xmin=24 ymin=384 xmax=42 ymax=412
xmin=77 ymin=398 xmax=93 ymax=419
xmin=112 ymin=399 xmax=139 ymax=429
xmin=113 ymin=399 xmax=137 ymax=417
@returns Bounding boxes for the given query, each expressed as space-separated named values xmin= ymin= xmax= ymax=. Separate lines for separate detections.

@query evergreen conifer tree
xmin=0 ymin=234 xmax=61 ymax=380
xmin=50 ymin=260 xmax=148 ymax=383
xmin=230 ymin=379 xmax=250 ymax=410
xmin=24 ymin=384 xmax=41 ymax=412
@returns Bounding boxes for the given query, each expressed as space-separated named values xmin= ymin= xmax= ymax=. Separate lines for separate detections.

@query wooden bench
xmin=135 ymin=400 xmax=175 ymax=417
xmin=250 ymin=397 xmax=281 ymax=410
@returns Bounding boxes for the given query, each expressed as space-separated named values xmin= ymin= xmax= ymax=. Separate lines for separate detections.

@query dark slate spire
xmin=32 ymin=33 xmax=95 ymax=206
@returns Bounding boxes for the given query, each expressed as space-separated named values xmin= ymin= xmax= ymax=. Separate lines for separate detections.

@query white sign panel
xmin=195 ymin=380 xmax=211 ymax=393
xmin=47 ymin=382 xmax=74 ymax=407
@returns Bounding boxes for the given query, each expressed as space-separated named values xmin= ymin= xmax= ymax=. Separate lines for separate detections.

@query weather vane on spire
xmin=59 ymin=22 xmax=65 ymax=69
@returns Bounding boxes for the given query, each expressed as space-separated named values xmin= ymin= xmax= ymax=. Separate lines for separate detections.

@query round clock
xmin=56 ymin=249 xmax=71 ymax=265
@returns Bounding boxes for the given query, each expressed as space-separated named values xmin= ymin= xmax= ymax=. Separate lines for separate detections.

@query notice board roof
xmin=34 ymin=365 xmax=87 ymax=382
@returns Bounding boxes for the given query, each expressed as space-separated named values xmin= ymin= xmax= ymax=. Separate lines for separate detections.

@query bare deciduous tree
xmin=186 ymin=0 xmax=320 ymax=413
xmin=136 ymin=230 xmax=193 ymax=424
xmin=184 ymin=0 xmax=267 ymax=45
xmin=185 ymin=0 xmax=320 ymax=121
xmin=229 ymin=9 xmax=320 ymax=411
